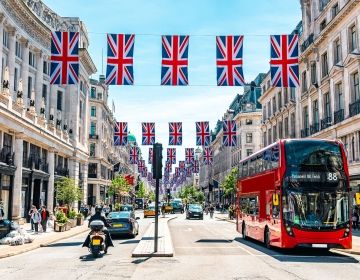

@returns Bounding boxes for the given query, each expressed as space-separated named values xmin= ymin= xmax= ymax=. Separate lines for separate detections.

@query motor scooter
xmin=88 ymin=220 xmax=107 ymax=257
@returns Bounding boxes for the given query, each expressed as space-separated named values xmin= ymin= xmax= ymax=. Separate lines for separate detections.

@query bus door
xmin=266 ymin=190 xmax=281 ymax=245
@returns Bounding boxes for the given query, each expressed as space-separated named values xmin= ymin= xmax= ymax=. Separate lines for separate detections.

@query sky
xmin=43 ymin=0 xmax=301 ymax=168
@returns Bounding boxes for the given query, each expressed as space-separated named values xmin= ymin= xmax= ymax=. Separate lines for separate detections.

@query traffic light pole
xmin=154 ymin=177 xmax=159 ymax=253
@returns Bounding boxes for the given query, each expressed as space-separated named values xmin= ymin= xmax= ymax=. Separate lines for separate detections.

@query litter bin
xmin=0 ymin=219 xmax=11 ymax=239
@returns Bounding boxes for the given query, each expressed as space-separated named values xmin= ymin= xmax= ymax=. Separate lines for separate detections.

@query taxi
xmin=144 ymin=205 xmax=156 ymax=218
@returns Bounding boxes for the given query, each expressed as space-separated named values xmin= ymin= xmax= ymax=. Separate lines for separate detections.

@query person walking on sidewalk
xmin=209 ymin=204 xmax=214 ymax=219
xmin=352 ymin=210 xmax=359 ymax=230
xmin=28 ymin=205 xmax=36 ymax=231
xmin=40 ymin=206 xmax=50 ymax=232
xmin=31 ymin=208 xmax=41 ymax=234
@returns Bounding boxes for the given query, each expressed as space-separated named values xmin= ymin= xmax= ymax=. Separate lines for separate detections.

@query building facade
xmin=0 ymin=0 xmax=96 ymax=221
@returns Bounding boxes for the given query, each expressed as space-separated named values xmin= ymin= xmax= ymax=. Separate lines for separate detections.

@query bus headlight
xmin=343 ymin=228 xmax=350 ymax=237
xmin=285 ymin=224 xmax=294 ymax=236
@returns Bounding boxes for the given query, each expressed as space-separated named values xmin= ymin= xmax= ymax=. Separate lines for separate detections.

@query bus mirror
xmin=272 ymin=194 xmax=280 ymax=206
xmin=356 ymin=193 xmax=360 ymax=205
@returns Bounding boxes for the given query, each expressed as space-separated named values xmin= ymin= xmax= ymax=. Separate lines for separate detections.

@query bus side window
xmin=249 ymin=158 xmax=255 ymax=175
xmin=242 ymin=162 xmax=248 ymax=177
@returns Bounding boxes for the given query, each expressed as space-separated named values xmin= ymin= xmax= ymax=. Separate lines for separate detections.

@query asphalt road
xmin=1 ymin=213 xmax=360 ymax=280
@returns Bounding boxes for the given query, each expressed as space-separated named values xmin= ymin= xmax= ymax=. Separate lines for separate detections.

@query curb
xmin=132 ymin=216 xmax=177 ymax=258
xmin=0 ymin=227 xmax=88 ymax=259
xmin=334 ymin=249 xmax=360 ymax=256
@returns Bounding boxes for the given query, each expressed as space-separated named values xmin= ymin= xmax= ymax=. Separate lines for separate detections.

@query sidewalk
xmin=132 ymin=216 xmax=176 ymax=257
xmin=0 ymin=222 xmax=89 ymax=259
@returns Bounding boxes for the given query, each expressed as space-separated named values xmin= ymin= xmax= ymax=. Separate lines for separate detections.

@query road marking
xmin=175 ymin=246 xmax=240 ymax=249
xmin=235 ymin=244 xmax=257 ymax=256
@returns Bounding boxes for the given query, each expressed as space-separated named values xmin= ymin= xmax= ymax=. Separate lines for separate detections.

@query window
xmin=303 ymin=106 xmax=309 ymax=129
xmin=90 ymin=87 xmax=96 ymax=99
xmin=312 ymin=99 xmax=319 ymax=124
xmin=88 ymin=163 xmax=97 ymax=177
xmin=3 ymin=30 xmax=9 ymax=48
xmin=272 ymin=96 xmax=276 ymax=114
xmin=334 ymin=38 xmax=341 ymax=64
xmin=246 ymin=133 xmax=253 ymax=143
xmin=245 ymin=119 xmax=252 ymax=125
xmin=241 ymin=161 xmax=248 ymax=178
xmin=15 ymin=41 xmax=22 ymax=58
xmin=324 ymin=92 xmax=331 ymax=118
xmin=80 ymin=81 xmax=84 ymax=92
xmin=320 ymin=20 xmax=326 ymax=32
xmin=246 ymin=149 xmax=253 ymax=157
xmin=284 ymin=88 xmax=288 ymax=104
xmin=335 ymin=83 xmax=344 ymax=110
xmin=89 ymin=143 xmax=96 ymax=157
xmin=42 ymin=84 xmax=47 ymax=103
xmin=290 ymin=87 xmax=296 ymax=101
xmin=284 ymin=117 xmax=289 ymax=138
xmin=278 ymin=91 xmax=282 ymax=109
xmin=263 ymin=131 xmax=267 ymax=146
xmin=91 ymin=106 xmax=96 ymax=117
xmin=27 ymin=76 xmax=33 ymax=98
xmin=43 ymin=61 xmax=50 ymax=75
xmin=331 ymin=3 xmax=339 ymax=19
xmin=321 ymin=52 xmax=328 ymax=78
xmin=273 ymin=125 xmax=277 ymax=142
xmin=240 ymin=196 xmax=259 ymax=216
xmin=3 ymin=133 xmax=12 ymax=154
xmin=90 ymin=122 xmax=96 ymax=135
xmin=29 ymin=51 xmax=36 ymax=68
xmin=352 ymin=72 xmax=360 ymax=102
xmin=267 ymin=101 xmax=271 ymax=117
xmin=98 ymin=92 xmax=103 ymax=100
xmin=302 ymin=71 xmax=307 ymax=93
xmin=279 ymin=121 xmax=283 ymax=139
xmin=79 ymin=100 xmax=83 ymax=119
xmin=267 ymin=128 xmax=271 ymax=145
xmin=319 ymin=0 xmax=329 ymax=11
xmin=41 ymin=149 xmax=47 ymax=164
xmin=14 ymin=67 xmax=18 ymax=91
xmin=290 ymin=113 xmax=295 ymax=137
xmin=349 ymin=24 xmax=358 ymax=52
xmin=57 ymin=91 xmax=62 ymax=111
xmin=310 ymin=62 xmax=317 ymax=85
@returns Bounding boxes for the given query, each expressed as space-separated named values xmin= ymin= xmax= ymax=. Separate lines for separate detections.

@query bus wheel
xmin=264 ymin=228 xmax=271 ymax=249
xmin=242 ymin=223 xmax=247 ymax=240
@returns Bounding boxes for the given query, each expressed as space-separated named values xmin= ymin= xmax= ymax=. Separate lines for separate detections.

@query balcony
xmin=55 ymin=166 xmax=69 ymax=177
xmin=334 ymin=109 xmax=344 ymax=124
xmin=301 ymin=128 xmax=309 ymax=138
xmin=310 ymin=123 xmax=319 ymax=135
xmin=349 ymin=100 xmax=360 ymax=117
xmin=0 ymin=148 xmax=14 ymax=166
xmin=301 ymin=33 xmax=314 ymax=52
xmin=89 ymin=134 xmax=99 ymax=140
xmin=320 ymin=116 xmax=332 ymax=130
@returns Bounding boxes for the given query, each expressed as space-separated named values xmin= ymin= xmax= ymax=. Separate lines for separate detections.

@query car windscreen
xmin=189 ymin=205 xmax=202 ymax=211
xmin=120 ymin=205 xmax=133 ymax=211
xmin=108 ymin=212 xmax=130 ymax=219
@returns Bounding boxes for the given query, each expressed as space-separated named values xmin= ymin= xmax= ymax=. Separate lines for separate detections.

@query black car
xmin=106 ymin=211 xmax=139 ymax=237
xmin=171 ymin=201 xmax=184 ymax=214
xmin=186 ymin=204 xmax=203 ymax=220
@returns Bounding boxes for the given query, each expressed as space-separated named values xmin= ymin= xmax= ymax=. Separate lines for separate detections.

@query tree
xmin=177 ymin=185 xmax=205 ymax=204
xmin=135 ymin=181 xmax=146 ymax=198
xmin=55 ymin=177 xmax=82 ymax=209
xmin=109 ymin=175 xmax=131 ymax=197
xmin=220 ymin=167 xmax=238 ymax=202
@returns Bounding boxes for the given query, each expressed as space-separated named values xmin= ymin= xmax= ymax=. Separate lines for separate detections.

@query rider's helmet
xmin=95 ymin=205 xmax=102 ymax=213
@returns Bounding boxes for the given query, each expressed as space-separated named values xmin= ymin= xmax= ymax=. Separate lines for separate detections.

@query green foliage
xmin=55 ymin=211 xmax=68 ymax=224
xmin=109 ymin=175 xmax=131 ymax=196
xmin=135 ymin=181 xmax=146 ymax=198
xmin=221 ymin=167 xmax=238 ymax=196
xmin=177 ymin=185 xmax=204 ymax=204
xmin=67 ymin=209 xmax=77 ymax=219
xmin=114 ymin=203 xmax=121 ymax=211
xmin=145 ymin=190 xmax=155 ymax=203
xmin=55 ymin=177 xmax=82 ymax=208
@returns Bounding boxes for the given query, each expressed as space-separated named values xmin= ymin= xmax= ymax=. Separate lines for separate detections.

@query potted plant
xmin=54 ymin=211 xmax=68 ymax=232
xmin=76 ymin=213 xmax=84 ymax=226
xmin=67 ymin=209 xmax=77 ymax=228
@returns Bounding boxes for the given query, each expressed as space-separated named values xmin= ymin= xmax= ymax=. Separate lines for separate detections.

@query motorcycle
xmin=88 ymin=220 xmax=107 ymax=257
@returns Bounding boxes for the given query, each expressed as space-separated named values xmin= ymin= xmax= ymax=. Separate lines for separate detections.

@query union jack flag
xmin=179 ymin=161 xmax=185 ymax=172
xmin=161 ymin=35 xmax=189 ymax=86
xmin=106 ymin=34 xmax=135 ymax=85
xmin=203 ymin=147 xmax=213 ymax=165
xmin=138 ymin=159 xmax=145 ymax=172
xmin=114 ymin=122 xmax=128 ymax=146
xmin=165 ymin=161 xmax=172 ymax=173
xmin=142 ymin=123 xmax=155 ymax=145
xmin=216 ymin=36 xmax=245 ymax=86
xmin=185 ymin=148 xmax=194 ymax=164
xmin=222 ymin=120 xmax=237 ymax=147
xmin=270 ymin=34 xmax=299 ymax=87
xmin=196 ymin=122 xmax=210 ymax=146
xmin=129 ymin=146 xmax=139 ymax=164
xmin=169 ymin=122 xmax=182 ymax=145
xmin=167 ymin=148 xmax=176 ymax=164
xmin=192 ymin=160 xmax=200 ymax=173
xmin=147 ymin=172 xmax=152 ymax=182
xmin=141 ymin=167 xmax=148 ymax=177
xmin=148 ymin=148 xmax=153 ymax=164
xmin=186 ymin=167 xmax=192 ymax=177
xmin=50 ymin=31 xmax=79 ymax=85
xmin=175 ymin=167 xmax=180 ymax=177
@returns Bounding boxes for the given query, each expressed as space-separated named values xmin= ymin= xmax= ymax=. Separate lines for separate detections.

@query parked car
xmin=106 ymin=211 xmax=139 ymax=237
xmin=186 ymin=204 xmax=203 ymax=220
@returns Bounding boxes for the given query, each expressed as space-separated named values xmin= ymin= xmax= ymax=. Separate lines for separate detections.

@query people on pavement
xmin=40 ymin=206 xmax=50 ymax=232
xmin=161 ymin=203 xmax=166 ymax=217
xmin=209 ymin=204 xmax=214 ymax=218
xmin=31 ymin=208 xmax=41 ymax=234
xmin=352 ymin=210 xmax=359 ymax=230
xmin=228 ymin=205 xmax=234 ymax=220
xmin=0 ymin=199 xmax=4 ymax=220
xmin=83 ymin=205 xmax=114 ymax=253
xmin=28 ymin=205 xmax=36 ymax=231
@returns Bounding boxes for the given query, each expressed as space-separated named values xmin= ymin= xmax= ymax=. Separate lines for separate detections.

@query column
xmin=12 ymin=136 xmax=23 ymax=220
xmin=47 ymin=150 xmax=55 ymax=213
xmin=7 ymin=28 xmax=16 ymax=97
xmin=95 ymin=184 xmax=100 ymax=204
xmin=0 ymin=21 xmax=4 ymax=82
xmin=35 ymin=51 xmax=43 ymax=114
xmin=20 ymin=39 xmax=29 ymax=99
xmin=82 ymin=163 xmax=88 ymax=205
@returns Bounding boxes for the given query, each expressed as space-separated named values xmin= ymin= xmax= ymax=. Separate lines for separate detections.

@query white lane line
xmin=175 ymin=246 xmax=240 ymax=249
xmin=235 ymin=244 xmax=256 ymax=256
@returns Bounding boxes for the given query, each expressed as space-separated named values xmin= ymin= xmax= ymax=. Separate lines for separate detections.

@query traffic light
xmin=152 ymin=143 xmax=163 ymax=179
xmin=166 ymin=188 xmax=171 ymax=199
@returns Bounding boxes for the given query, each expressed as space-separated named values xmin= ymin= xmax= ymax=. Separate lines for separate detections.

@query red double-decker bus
xmin=236 ymin=139 xmax=351 ymax=249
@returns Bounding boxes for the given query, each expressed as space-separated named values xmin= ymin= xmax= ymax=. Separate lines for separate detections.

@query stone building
xmin=0 ymin=0 xmax=96 ymax=221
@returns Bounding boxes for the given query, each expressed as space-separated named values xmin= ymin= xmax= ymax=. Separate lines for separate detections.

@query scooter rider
xmin=82 ymin=205 xmax=114 ymax=253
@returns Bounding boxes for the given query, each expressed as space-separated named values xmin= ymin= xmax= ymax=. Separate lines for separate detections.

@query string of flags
xmin=50 ymin=31 xmax=299 ymax=87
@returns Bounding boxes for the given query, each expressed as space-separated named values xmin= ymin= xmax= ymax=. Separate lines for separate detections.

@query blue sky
xmin=44 ymin=0 xmax=301 ymax=166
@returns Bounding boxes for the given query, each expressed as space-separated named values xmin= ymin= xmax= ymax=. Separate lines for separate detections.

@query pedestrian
xmin=352 ymin=210 xmax=359 ymax=230
xmin=161 ymin=203 xmax=166 ymax=217
xmin=0 ymin=199 xmax=4 ymax=220
xmin=209 ymin=204 xmax=214 ymax=219
xmin=31 ymin=208 xmax=41 ymax=234
xmin=28 ymin=205 xmax=35 ymax=231
xmin=40 ymin=206 xmax=49 ymax=232
xmin=228 ymin=205 xmax=234 ymax=220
